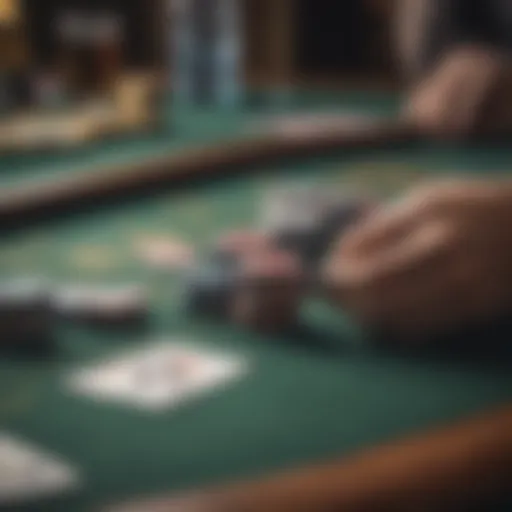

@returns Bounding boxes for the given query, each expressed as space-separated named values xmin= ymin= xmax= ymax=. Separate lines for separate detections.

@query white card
xmin=66 ymin=340 xmax=249 ymax=412
xmin=0 ymin=433 xmax=80 ymax=505
xmin=260 ymin=184 xmax=362 ymax=233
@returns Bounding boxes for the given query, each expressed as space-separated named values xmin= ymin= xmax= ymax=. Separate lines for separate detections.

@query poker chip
xmin=134 ymin=236 xmax=194 ymax=270
xmin=239 ymin=249 xmax=303 ymax=283
xmin=183 ymin=251 xmax=240 ymax=320
xmin=215 ymin=230 xmax=272 ymax=256
xmin=185 ymin=185 xmax=372 ymax=330
xmin=0 ymin=278 xmax=54 ymax=352
xmin=231 ymin=249 xmax=304 ymax=332
xmin=0 ymin=277 xmax=48 ymax=304
xmin=52 ymin=284 xmax=148 ymax=326
xmin=184 ymin=232 xmax=281 ymax=322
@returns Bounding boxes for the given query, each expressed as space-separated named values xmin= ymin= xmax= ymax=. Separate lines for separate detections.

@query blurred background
xmin=0 ymin=0 xmax=398 ymax=154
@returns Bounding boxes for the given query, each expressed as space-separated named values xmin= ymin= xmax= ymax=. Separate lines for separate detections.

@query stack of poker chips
xmin=259 ymin=185 xmax=369 ymax=270
xmin=0 ymin=279 xmax=149 ymax=353
xmin=0 ymin=279 xmax=54 ymax=353
xmin=52 ymin=284 xmax=148 ymax=327
xmin=184 ymin=186 xmax=370 ymax=330
xmin=171 ymin=0 xmax=243 ymax=107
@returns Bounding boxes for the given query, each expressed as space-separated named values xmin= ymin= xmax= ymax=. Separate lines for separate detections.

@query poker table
xmin=1 ymin=90 xmax=512 ymax=512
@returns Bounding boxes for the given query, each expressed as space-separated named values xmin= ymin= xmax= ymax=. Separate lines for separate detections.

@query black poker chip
xmin=0 ymin=279 xmax=55 ymax=353
xmin=184 ymin=250 xmax=241 ymax=320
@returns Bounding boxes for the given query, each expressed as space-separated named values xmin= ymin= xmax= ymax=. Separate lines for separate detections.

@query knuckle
xmin=408 ymin=181 xmax=463 ymax=215
xmin=406 ymin=94 xmax=476 ymax=140
xmin=407 ymin=184 xmax=446 ymax=215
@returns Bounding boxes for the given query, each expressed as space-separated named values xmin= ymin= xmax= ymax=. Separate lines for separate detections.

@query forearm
xmin=394 ymin=0 xmax=502 ymax=83
xmin=394 ymin=0 xmax=439 ymax=82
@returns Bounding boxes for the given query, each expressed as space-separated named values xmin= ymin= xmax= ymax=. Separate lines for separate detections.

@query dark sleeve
xmin=419 ymin=0 xmax=502 ymax=73
xmin=442 ymin=0 xmax=496 ymax=44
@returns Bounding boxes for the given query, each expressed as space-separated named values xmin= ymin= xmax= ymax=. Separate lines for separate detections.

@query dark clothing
xmin=421 ymin=0 xmax=512 ymax=73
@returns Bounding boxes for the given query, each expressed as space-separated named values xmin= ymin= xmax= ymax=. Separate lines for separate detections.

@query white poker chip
xmin=134 ymin=236 xmax=195 ymax=270
xmin=0 ymin=278 xmax=49 ymax=302
xmin=0 ymin=279 xmax=51 ymax=318
xmin=52 ymin=284 xmax=147 ymax=320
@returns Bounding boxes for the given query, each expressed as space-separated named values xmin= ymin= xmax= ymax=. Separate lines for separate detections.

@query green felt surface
xmin=1 ymin=92 xmax=512 ymax=511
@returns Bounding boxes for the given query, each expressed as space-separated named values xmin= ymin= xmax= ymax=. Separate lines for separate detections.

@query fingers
xmin=322 ymin=187 xmax=511 ymax=339
xmin=331 ymin=217 xmax=456 ymax=284
xmin=403 ymin=46 xmax=506 ymax=139
xmin=335 ymin=196 xmax=427 ymax=259
xmin=324 ymin=220 xmax=455 ymax=318
xmin=327 ymin=248 xmax=479 ymax=340
xmin=331 ymin=179 xmax=495 ymax=266
xmin=219 ymin=179 xmax=512 ymax=342
xmin=321 ymin=191 xmax=467 ymax=338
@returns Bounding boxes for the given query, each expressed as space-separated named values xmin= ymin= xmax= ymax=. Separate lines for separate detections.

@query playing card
xmin=260 ymin=184 xmax=365 ymax=233
xmin=66 ymin=340 xmax=249 ymax=412
xmin=0 ymin=433 xmax=80 ymax=505
xmin=259 ymin=185 xmax=327 ymax=232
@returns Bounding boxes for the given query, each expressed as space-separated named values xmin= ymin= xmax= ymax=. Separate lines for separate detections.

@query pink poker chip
xmin=240 ymin=249 xmax=304 ymax=283
xmin=216 ymin=230 xmax=272 ymax=256
xmin=135 ymin=236 xmax=195 ymax=270
xmin=231 ymin=249 xmax=304 ymax=332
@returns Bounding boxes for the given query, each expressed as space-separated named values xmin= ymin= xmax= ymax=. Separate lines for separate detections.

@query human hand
xmin=323 ymin=179 xmax=512 ymax=340
xmin=402 ymin=46 xmax=506 ymax=139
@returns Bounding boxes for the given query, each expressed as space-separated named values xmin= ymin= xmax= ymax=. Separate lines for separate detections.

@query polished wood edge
xmin=0 ymin=119 xmax=415 ymax=225
xmin=106 ymin=405 xmax=512 ymax=512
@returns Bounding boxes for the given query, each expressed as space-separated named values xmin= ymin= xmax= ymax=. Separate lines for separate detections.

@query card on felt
xmin=66 ymin=341 xmax=249 ymax=412
xmin=0 ymin=433 xmax=80 ymax=505
xmin=260 ymin=183 xmax=367 ymax=232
